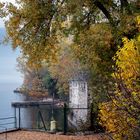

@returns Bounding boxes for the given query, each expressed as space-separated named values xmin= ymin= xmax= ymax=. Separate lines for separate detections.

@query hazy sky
xmin=0 ymin=43 xmax=23 ymax=84
xmin=0 ymin=20 xmax=4 ymax=28
xmin=0 ymin=0 xmax=23 ymax=85
xmin=0 ymin=0 xmax=16 ymax=27
xmin=1 ymin=0 xmax=15 ymax=3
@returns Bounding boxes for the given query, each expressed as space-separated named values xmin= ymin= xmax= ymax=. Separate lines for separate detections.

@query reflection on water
xmin=0 ymin=83 xmax=25 ymax=117
xmin=19 ymin=105 xmax=64 ymax=131
xmin=0 ymin=83 xmax=25 ymax=131
xmin=0 ymin=83 xmax=64 ymax=131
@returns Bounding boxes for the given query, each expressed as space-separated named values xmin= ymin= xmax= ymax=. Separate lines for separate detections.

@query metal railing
xmin=12 ymin=104 xmax=93 ymax=134
xmin=0 ymin=115 xmax=18 ymax=140
xmin=0 ymin=117 xmax=16 ymax=126
xmin=0 ymin=116 xmax=17 ymax=131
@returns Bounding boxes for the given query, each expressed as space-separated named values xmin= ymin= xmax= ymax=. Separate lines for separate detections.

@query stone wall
xmin=69 ymin=80 xmax=88 ymax=129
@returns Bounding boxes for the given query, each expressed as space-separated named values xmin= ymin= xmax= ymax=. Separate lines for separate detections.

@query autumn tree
xmin=17 ymin=56 xmax=58 ymax=98
xmin=99 ymin=16 xmax=140 ymax=140
xmin=48 ymin=35 xmax=87 ymax=93
xmin=0 ymin=0 xmax=139 ymax=104
xmin=0 ymin=0 xmax=139 ymax=67
xmin=0 ymin=0 xmax=140 ymax=135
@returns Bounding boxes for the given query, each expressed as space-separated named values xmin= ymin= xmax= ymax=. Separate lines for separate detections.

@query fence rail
xmin=0 ymin=116 xmax=17 ymax=132
xmin=11 ymin=104 xmax=93 ymax=134
xmin=0 ymin=103 xmax=98 ymax=135
xmin=0 ymin=117 xmax=15 ymax=120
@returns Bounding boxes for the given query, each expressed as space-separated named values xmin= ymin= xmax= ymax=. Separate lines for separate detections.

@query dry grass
xmin=0 ymin=131 xmax=104 ymax=140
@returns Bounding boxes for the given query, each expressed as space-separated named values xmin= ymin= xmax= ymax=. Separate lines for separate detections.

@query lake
xmin=0 ymin=28 xmax=25 ymax=130
xmin=0 ymin=83 xmax=64 ymax=131
xmin=0 ymin=83 xmax=26 ymax=131
xmin=0 ymin=28 xmax=64 ymax=132
xmin=0 ymin=83 xmax=25 ymax=118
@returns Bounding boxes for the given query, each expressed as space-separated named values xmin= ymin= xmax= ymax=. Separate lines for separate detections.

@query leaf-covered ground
xmin=0 ymin=131 xmax=103 ymax=140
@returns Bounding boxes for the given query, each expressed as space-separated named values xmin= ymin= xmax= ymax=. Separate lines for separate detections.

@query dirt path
xmin=0 ymin=131 xmax=104 ymax=140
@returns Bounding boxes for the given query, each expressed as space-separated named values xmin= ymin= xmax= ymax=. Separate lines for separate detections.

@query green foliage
xmin=72 ymin=23 xmax=114 ymax=74
xmin=43 ymin=71 xmax=58 ymax=98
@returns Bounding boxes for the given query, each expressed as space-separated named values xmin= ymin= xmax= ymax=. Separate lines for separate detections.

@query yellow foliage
xmin=100 ymin=16 xmax=140 ymax=140
xmin=137 ymin=16 xmax=140 ymax=25
xmin=99 ymin=101 xmax=138 ymax=140
xmin=113 ymin=36 xmax=140 ymax=89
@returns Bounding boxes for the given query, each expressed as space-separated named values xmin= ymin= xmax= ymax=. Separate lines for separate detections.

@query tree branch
xmin=93 ymin=0 xmax=116 ymax=27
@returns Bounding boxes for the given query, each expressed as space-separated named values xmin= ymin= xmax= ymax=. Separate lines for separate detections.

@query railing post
xmin=19 ymin=107 xmax=21 ymax=130
xmin=63 ymin=103 xmax=67 ymax=135
xmin=14 ymin=107 xmax=17 ymax=129
xmin=5 ymin=128 xmax=7 ymax=140
xmin=90 ymin=102 xmax=94 ymax=130
xmin=37 ymin=111 xmax=40 ymax=129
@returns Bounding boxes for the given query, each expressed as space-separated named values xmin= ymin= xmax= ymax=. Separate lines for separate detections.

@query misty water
xmin=0 ymin=28 xmax=25 ymax=130
xmin=0 ymin=28 xmax=64 ymax=131
xmin=0 ymin=83 xmax=64 ymax=131
xmin=0 ymin=83 xmax=26 ymax=130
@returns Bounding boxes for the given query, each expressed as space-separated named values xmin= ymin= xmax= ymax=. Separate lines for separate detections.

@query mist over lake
xmin=0 ymin=27 xmax=23 ymax=118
